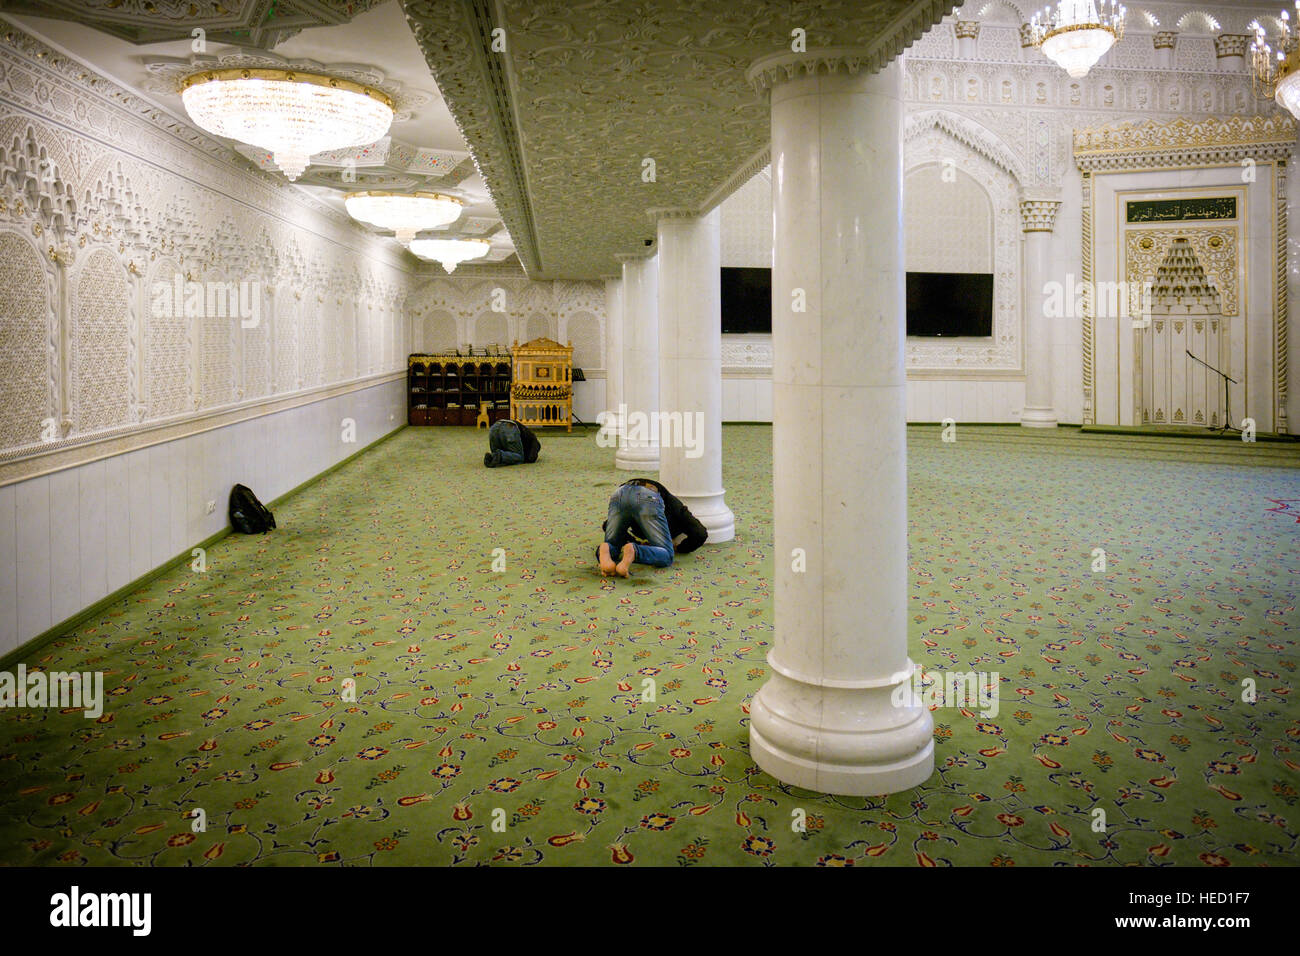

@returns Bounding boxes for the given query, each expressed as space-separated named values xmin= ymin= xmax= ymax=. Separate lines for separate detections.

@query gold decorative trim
xmin=1082 ymin=171 xmax=1094 ymax=426
xmin=180 ymin=68 xmax=395 ymax=110
xmin=1074 ymin=116 xmax=1297 ymax=170
xmin=344 ymin=190 xmax=463 ymax=205
xmin=1126 ymin=228 xmax=1239 ymax=316
xmin=1278 ymin=163 xmax=1290 ymax=433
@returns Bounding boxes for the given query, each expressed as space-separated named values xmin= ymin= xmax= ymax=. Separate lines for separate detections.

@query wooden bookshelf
xmin=408 ymin=351 xmax=512 ymax=426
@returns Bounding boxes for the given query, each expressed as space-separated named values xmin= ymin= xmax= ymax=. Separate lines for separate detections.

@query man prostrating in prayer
xmin=596 ymin=478 xmax=707 ymax=577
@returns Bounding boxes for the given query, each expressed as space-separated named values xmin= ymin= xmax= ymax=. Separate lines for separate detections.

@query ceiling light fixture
xmin=344 ymin=191 xmax=464 ymax=242
xmin=408 ymin=238 xmax=491 ymax=273
xmin=1250 ymin=7 xmax=1300 ymax=119
xmin=1030 ymin=0 xmax=1127 ymax=78
xmin=181 ymin=69 xmax=394 ymax=181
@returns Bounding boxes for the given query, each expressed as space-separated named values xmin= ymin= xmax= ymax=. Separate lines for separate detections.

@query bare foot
xmin=598 ymin=543 xmax=617 ymax=576
xmin=615 ymin=542 xmax=635 ymax=578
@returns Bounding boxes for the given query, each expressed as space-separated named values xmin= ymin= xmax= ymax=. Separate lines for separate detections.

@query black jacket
xmin=605 ymin=478 xmax=708 ymax=554
xmin=516 ymin=422 xmax=541 ymax=463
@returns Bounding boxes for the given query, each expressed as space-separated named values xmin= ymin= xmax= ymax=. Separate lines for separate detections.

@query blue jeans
xmin=603 ymin=484 xmax=674 ymax=568
xmin=488 ymin=420 xmax=525 ymax=466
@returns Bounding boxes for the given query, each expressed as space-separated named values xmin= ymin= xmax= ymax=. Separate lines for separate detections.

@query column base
xmin=749 ymin=668 xmax=934 ymax=796
xmin=677 ymin=490 xmax=734 ymax=543
xmin=615 ymin=444 xmax=660 ymax=471
xmin=1020 ymin=406 xmax=1058 ymax=428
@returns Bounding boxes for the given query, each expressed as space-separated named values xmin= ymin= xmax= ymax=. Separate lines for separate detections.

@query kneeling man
xmin=597 ymin=478 xmax=707 ymax=577
xmin=484 ymin=419 xmax=540 ymax=468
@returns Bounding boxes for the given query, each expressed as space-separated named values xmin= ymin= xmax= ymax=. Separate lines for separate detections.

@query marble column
xmin=602 ymin=274 xmax=625 ymax=443
xmin=651 ymin=207 xmax=735 ymax=543
xmin=1019 ymin=22 xmax=1038 ymax=62
xmin=1153 ymin=31 xmax=1177 ymax=70
xmin=1020 ymin=198 xmax=1062 ymax=428
xmin=954 ymin=21 xmax=980 ymax=58
xmin=745 ymin=52 xmax=933 ymax=796
xmin=614 ymin=250 xmax=660 ymax=471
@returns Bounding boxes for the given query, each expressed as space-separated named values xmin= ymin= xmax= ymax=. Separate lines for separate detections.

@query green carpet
xmin=1 ymin=424 xmax=1297 ymax=866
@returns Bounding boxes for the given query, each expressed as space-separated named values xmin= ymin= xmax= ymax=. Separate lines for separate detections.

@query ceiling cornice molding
xmin=699 ymin=144 xmax=773 ymax=215
xmin=646 ymin=206 xmax=703 ymax=223
xmin=614 ymin=249 xmax=655 ymax=263
xmin=748 ymin=40 xmax=926 ymax=94
xmin=401 ymin=0 xmax=543 ymax=278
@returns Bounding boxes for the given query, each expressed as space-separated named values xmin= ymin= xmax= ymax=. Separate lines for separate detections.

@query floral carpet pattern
xmin=1 ymin=425 xmax=1297 ymax=867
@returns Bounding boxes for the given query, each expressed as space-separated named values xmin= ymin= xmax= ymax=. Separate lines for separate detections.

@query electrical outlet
xmin=206 ymin=500 xmax=216 ymax=515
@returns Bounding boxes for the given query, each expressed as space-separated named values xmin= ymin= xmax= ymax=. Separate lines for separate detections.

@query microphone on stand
xmin=1185 ymin=350 xmax=1238 ymax=433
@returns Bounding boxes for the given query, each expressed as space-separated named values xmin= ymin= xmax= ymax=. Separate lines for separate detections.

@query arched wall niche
xmin=904 ymin=112 xmax=1023 ymax=372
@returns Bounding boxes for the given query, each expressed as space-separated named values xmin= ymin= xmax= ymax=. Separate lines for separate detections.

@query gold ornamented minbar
xmin=510 ymin=337 xmax=573 ymax=431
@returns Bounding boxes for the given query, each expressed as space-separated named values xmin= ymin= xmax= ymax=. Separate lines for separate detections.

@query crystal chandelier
xmin=409 ymin=238 xmax=492 ymax=273
xmin=1030 ymin=0 xmax=1127 ymax=78
xmin=344 ymin=191 xmax=464 ymax=243
xmin=1250 ymin=7 xmax=1300 ymax=119
xmin=181 ymin=69 xmax=394 ymax=181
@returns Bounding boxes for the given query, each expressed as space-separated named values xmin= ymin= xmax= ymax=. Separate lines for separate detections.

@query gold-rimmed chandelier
xmin=344 ymin=191 xmax=464 ymax=243
xmin=1250 ymin=6 xmax=1300 ymax=119
xmin=181 ymin=69 xmax=394 ymax=181
xmin=1029 ymin=0 xmax=1127 ymax=78
xmin=409 ymin=238 xmax=491 ymax=273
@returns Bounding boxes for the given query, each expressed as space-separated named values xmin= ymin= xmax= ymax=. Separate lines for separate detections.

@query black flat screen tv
xmin=720 ymin=267 xmax=771 ymax=333
xmin=906 ymin=271 xmax=994 ymax=337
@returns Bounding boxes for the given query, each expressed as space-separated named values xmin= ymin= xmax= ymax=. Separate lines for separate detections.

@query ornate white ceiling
xmin=1 ymin=0 xmax=519 ymax=265
xmin=0 ymin=0 xmax=389 ymax=47
xmin=401 ymin=0 xmax=959 ymax=279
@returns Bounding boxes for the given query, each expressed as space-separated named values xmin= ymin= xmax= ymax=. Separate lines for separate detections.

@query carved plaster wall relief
xmin=905 ymin=121 xmax=1022 ymax=371
xmin=1126 ymin=228 xmax=1239 ymax=317
xmin=0 ymin=25 xmax=416 ymax=481
xmin=407 ymin=277 xmax=607 ymax=369
xmin=1076 ymin=115 xmax=1293 ymax=431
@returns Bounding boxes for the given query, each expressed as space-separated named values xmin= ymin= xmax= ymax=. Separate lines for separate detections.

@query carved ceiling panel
xmin=0 ymin=0 xmax=389 ymax=47
xmin=402 ymin=0 xmax=957 ymax=279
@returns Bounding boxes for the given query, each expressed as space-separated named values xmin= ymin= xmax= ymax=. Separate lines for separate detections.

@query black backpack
xmin=229 ymin=484 xmax=276 ymax=534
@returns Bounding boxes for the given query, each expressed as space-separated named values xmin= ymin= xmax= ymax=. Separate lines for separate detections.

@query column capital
xmin=954 ymin=20 xmax=981 ymax=39
xmin=1153 ymin=30 xmax=1178 ymax=50
xmin=1020 ymin=198 xmax=1063 ymax=233
xmin=1215 ymin=33 xmax=1250 ymax=58
xmin=615 ymin=248 xmax=655 ymax=263
xmin=645 ymin=206 xmax=700 ymax=223
xmin=746 ymin=47 xmax=891 ymax=95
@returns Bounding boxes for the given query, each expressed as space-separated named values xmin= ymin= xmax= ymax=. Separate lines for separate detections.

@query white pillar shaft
xmin=656 ymin=209 xmax=735 ymax=542
xmin=749 ymin=59 xmax=933 ymax=796
xmin=615 ymin=255 xmax=660 ymax=470
xmin=603 ymin=276 xmax=625 ymax=437
xmin=1021 ymin=230 xmax=1058 ymax=427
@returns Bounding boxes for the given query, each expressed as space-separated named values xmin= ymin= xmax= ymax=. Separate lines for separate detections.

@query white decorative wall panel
xmin=905 ymin=164 xmax=993 ymax=272
xmin=0 ymin=24 xmax=414 ymax=654
xmin=274 ymin=295 xmax=300 ymax=396
xmin=0 ymin=25 xmax=414 ymax=478
xmin=407 ymin=277 xmax=607 ymax=363
xmin=144 ymin=257 xmax=190 ymax=419
xmin=720 ymin=169 xmax=772 ymax=269
xmin=70 ymin=247 xmax=131 ymax=434
xmin=0 ymin=231 xmax=53 ymax=448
